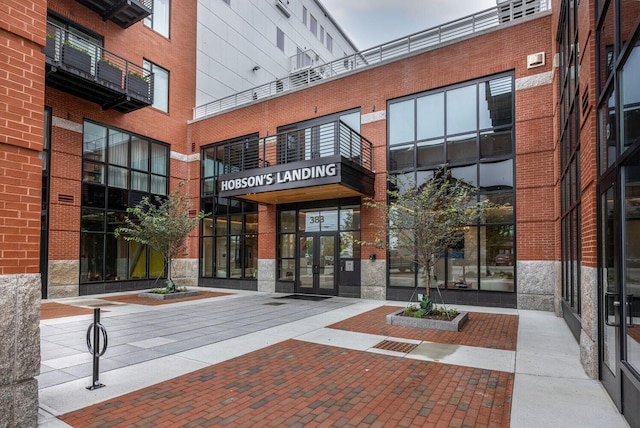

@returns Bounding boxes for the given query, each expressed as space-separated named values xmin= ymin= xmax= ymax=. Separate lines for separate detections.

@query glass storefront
xmin=387 ymin=73 xmax=515 ymax=294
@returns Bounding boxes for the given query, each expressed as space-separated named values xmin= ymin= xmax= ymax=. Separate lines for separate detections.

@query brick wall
xmin=0 ymin=1 xmax=47 ymax=276
xmin=189 ymin=14 xmax=556 ymax=266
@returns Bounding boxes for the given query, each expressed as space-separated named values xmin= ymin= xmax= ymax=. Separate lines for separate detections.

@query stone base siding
xmin=258 ymin=259 xmax=276 ymax=293
xmin=362 ymin=260 xmax=386 ymax=300
xmin=47 ymin=260 xmax=79 ymax=298
xmin=0 ymin=274 xmax=41 ymax=427
xmin=516 ymin=261 xmax=557 ymax=311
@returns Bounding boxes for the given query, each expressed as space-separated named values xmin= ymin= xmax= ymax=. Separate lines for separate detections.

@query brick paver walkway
xmin=60 ymin=339 xmax=513 ymax=428
xmin=329 ymin=306 xmax=518 ymax=351
xmin=40 ymin=302 xmax=98 ymax=320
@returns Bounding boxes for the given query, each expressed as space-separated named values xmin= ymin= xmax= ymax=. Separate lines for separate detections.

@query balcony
xmin=214 ymin=121 xmax=375 ymax=204
xmin=74 ymin=0 xmax=152 ymax=28
xmin=44 ymin=23 xmax=153 ymax=113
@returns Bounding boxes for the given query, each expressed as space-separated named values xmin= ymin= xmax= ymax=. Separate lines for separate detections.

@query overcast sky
xmin=320 ymin=0 xmax=499 ymax=49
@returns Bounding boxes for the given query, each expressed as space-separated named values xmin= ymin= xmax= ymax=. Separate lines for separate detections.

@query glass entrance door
xmin=298 ymin=233 xmax=337 ymax=295
xmin=600 ymin=176 xmax=621 ymax=409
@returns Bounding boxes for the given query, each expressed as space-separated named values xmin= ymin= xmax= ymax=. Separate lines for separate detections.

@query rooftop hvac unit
xmin=527 ymin=52 xmax=545 ymax=68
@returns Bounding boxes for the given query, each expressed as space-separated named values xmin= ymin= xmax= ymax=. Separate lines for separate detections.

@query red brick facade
xmin=0 ymin=1 xmax=47 ymax=275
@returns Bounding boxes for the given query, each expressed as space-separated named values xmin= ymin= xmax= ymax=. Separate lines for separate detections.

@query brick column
xmin=0 ymin=1 xmax=47 ymax=426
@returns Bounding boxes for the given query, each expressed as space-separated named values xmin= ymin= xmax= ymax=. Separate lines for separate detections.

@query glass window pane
xmin=150 ymin=63 xmax=169 ymax=112
xmin=81 ymin=233 xmax=104 ymax=282
xmin=202 ymin=218 xmax=213 ymax=237
xmin=340 ymin=232 xmax=360 ymax=258
xmin=340 ymin=206 xmax=360 ymax=230
xmin=280 ymin=233 xmax=295 ymax=258
xmin=246 ymin=213 xmax=258 ymax=234
xmin=131 ymin=137 xmax=149 ymax=171
xmin=390 ymin=144 xmax=414 ymax=171
xmin=230 ymin=215 xmax=242 ymax=234
xmin=279 ymin=259 xmax=295 ymax=280
xmin=128 ymin=240 xmax=147 ymax=279
xmin=599 ymin=89 xmax=616 ymax=172
xmin=450 ymin=164 xmax=477 ymax=188
xmin=448 ymin=227 xmax=478 ymax=290
xmin=245 ymin=233 xmax=257 ymax=278
xmin=479 ymin=77 xmax=513 ymax=129
xmin=131 ymin=171 xmax=148 ymax=191
xmin=105 ymin=233 xmax=127 ymax=281
xmin=622 ymin=45 xmax=640 ymax=153
xmin=229 ymin=236 xmax=242 ymax=278
xmin=447 ymin=133 xmax=477 ymax=164
xmin=215 ymin=217 xmax=227 ymax=235
xmin=482 ymin=193 xmax=514 ymax=223
xmin=417 ymin=92 xmax=444 ymax=139
xmin=479 ymin=159 xmax=513 ymax=191
xmin=149 ymin=247 xmax=165 ymax=278
xmin=389 ymin=99 xmax=415 ymax=145
xmin=417 ymin=139 xmax=444 ymax=168
xmin=82 ymin=183 xmax=105 ymax=208
xmin=83 ymin=123 xmax=107 ymax=161
xmin=482 ymin=225 xmax=514 ymax=292
xmin=83 ymin=161 xmax=105 ymax=184
xmin=447 ymin=85 xmax=477 ymax=134
xmin=109 ymin=131 xmax=129 ymax=166
xmin=340 ymin=111 xmax=360 ymax=134
xmin=215 ymin=236 xmax=227 ymax=277
xmin=108 ymin=165 xmax=128 ymax=189
xmin=106 ymin=211 xmax=126 ymax=233
xmin=480 ymin=129 xmax=512 ymax=159
xmin=201 ymin=237 xmax=213 ymax=277
xmin=151 ymin=143 xmax=167 ymax=175
xmin=151 ymin=175 xmax=166 ymax=195
xmin=81 ymin=208 xmax=104 ymax=232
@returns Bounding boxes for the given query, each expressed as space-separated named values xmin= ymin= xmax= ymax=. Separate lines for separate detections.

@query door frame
xmin=296 ymin=231 xmax=338 ymax=295
xmin=599 ymin=170 xmax=621 ymax=410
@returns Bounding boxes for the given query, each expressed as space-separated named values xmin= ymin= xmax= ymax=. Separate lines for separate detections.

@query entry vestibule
xmin=277 ymin=201 xmax=361 ymax=297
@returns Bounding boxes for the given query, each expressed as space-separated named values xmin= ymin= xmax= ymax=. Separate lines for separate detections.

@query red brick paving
xmin=60 ymin=339 xmax=513 ymax=427
xmin=40 ymin=302 xmax=99 ymax=320
xmin=101 ymin=290 xmax=231 ymax=306
xmin=328 ymin=306 xmax=518 ymax=351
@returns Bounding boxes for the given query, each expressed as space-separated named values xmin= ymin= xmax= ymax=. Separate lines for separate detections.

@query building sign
xmin=219 ymin=163 xmax=337 ymax=192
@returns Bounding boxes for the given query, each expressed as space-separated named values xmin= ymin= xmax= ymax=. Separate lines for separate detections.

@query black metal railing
xmin=44 ymin=22 xmax=153 ymax=103
xmin=220 ymin=121 xmax=373 ymax=174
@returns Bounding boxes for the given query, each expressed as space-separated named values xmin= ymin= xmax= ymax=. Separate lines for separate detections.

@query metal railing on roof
xmin=193 ymin=0 xmax=550 ymax=120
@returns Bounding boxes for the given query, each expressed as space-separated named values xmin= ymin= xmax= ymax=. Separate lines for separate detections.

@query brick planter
xmin=386 ymin=308 xmax=469 ymax=331
xmin=138 ymin=290 xmax=200 ymax=300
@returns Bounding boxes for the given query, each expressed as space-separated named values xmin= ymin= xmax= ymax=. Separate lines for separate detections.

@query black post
xmin=86 ymin=307 xmax=107 ymax=390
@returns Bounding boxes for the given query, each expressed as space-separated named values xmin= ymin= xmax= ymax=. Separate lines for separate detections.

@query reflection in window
xmin=81 ymin=121 xmax=169 ymax=284
xmin=622 ymin=45 xmax=640 ymax=152
xmin=144 ymin=0 xmax=170 ymax=38
xmin=387 ymin=73 xmax=515 ymax=293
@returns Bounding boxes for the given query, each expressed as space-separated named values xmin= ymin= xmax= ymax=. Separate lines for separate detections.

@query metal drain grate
xmin=373 ymin=340 xmax=418 ymax=353
xmin=264 ymin=302 xmax=287 ymax=306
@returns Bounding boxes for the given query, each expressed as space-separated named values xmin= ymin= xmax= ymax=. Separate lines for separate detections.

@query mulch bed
xmin=101 ymin=290 xmax=231 ymax=306
xmin=328 ymin=306 xmax=518 ymax=351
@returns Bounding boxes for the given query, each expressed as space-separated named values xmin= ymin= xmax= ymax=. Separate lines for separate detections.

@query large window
xmin=143 ymin=59 xmax=169 ymax=112
xmin=81 ymin=121 xmax=169 ymax=284
xmin=387 ymin=73 xmax=515 ymax=292
xmin=558 ymin=0 xmax=581 ymax=314
xmin=144 ymin=0 xmax=170 ymax=38
xmin=200 ymin=137 xmax=259 ymax=279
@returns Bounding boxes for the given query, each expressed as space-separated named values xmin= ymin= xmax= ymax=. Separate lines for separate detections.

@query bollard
xmin=86 ymin=307 xmax=108 ymax=390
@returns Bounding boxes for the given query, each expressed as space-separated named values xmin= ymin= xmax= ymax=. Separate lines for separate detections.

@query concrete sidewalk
xmin=37 ymin=289 xmax=627 ymax=427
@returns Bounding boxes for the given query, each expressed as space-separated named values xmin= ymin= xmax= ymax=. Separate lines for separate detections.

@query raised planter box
xmin=62 ymin=45 xmax=92 ymax=74
xmin=127 ymin=74 xmax=150 ymax=99
xmin=97 ymin=61 xmax=123 ymax=87
xmin=386 ymin=309 xmax=469 ymax=331
xmin=138 ymin=290 xmax=200 ymax=300
xmin=43 ymin=36 xmax=56 ymax=59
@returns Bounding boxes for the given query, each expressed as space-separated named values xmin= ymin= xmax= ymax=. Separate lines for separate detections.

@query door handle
xmin=613 ymin=301 xmax=621 ymax=307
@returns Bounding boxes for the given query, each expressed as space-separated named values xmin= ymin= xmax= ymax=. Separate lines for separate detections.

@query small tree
xmin=115 ymin=183 xmax=208 ymax=292
xmin=363 ymin=168 xmax=493 ymax=300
